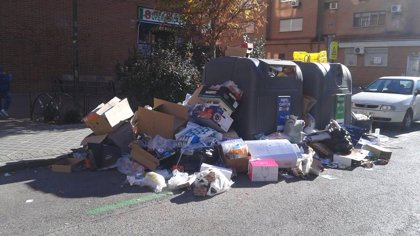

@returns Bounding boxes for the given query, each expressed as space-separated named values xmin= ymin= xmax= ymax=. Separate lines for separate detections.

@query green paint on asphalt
xmin=86 ymin=192 xmax=172 ymax=215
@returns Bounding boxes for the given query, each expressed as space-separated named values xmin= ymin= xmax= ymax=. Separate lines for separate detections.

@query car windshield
xmin=364 ymin=79 xmax=414 ymax=95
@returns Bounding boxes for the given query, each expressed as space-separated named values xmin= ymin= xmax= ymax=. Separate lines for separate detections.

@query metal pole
xmin=72 ymin=0 xmax=80 ymax=108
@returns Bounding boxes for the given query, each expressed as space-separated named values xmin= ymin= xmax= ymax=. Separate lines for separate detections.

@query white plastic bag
xmin=193 ymin=168 xmax=234 ymax=197
xmin=127 ymin=171 xmax=167 ymax=193
xmin=116 ymin=155 xmax=145 ymax=176
xmin=167 ymin=170 xmax=190 ymax=190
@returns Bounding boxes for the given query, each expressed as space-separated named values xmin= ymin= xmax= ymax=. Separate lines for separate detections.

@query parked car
xmin=351 ymin=76 xmax=420 ymax=129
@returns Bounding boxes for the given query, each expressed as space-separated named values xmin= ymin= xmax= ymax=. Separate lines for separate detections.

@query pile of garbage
xmin=51 ymin=80 xmax=392 ymax=197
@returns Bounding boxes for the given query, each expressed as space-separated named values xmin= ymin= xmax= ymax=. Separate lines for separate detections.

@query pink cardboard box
xmin=248 ymin=159 xmax=279 ymax=182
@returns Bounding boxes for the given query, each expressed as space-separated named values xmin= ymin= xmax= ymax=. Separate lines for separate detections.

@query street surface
xmin=1 ymin=123 xmax=420 ymax=235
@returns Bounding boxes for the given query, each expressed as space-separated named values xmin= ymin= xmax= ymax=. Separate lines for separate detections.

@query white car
xmin=352 ymin=76 xmax=420 ymax=129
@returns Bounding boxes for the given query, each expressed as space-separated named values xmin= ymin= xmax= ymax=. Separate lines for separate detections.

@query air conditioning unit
xmin=329 ymin=2 xmax=338 ymax=10
xmin=391 ymin=4 xmax=402 ymax=13
xmin=291 ymin=0 xmax=300 ymax=7
xmin=354 ymin=47 xmax=365 ymax=54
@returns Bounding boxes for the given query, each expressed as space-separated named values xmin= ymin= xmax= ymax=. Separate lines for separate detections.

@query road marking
xmin=86 ymin=192 xmax=172 ymax=215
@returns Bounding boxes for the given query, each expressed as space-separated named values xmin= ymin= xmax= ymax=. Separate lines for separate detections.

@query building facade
xmin=2 ymin=0 xmax=420 ymax=94
xmin=264 ymin=0 xmax=420 ymax=86
xmin=0 ymin=0 xmax=162 ymax=93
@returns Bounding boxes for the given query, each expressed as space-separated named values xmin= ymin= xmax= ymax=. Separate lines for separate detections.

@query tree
xmin=157 ymin=0 xmax=267 ymax=58
xmin=115 ymin=40 xmax=201 ymax=107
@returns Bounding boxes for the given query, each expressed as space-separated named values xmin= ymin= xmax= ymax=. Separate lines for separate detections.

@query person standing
xmin=0 ymin=66 xmax=12 ymax=117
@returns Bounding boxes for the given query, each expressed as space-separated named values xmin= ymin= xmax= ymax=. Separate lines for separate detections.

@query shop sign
xmin=138 ymin=7 xmax=182 ymax=25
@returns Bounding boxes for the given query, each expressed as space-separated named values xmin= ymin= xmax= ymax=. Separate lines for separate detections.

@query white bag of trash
xmin=127 ymin=171 xmax=167 ymax=193
xmin=193 ymin=168 xmax=234 ymax=197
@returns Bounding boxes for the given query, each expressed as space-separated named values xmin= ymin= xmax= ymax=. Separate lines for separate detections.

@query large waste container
xmin=295 ymin=62 xmax=352 ymax=130
xmin=202 ymin=57 xmax=303 ymax=140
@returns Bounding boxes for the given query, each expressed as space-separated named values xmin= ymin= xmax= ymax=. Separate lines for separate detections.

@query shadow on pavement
xmin=0 ymin=165 xmax=153 ymax=198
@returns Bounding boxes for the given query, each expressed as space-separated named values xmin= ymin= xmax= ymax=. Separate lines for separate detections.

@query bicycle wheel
xmin=31 ymin=93 xmax=53 ymax=122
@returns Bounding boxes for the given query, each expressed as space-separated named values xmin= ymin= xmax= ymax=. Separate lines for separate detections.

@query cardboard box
xmin=224 ymin=156 xmax=251 ymax=173
xmin=88 ymin=143 xmax=121 ymax=169
xmin=51 ymin=158 xmax=83 ymax=173
xmin=191 ymin=104 xmax=233 ymax=133
xmin=225 ymin=43 xmax=253 ymax=57
xmin=130 ymin=141 xmax=160 ymax=171
xmin=245 ymin=139 xmax=301 ymax=168
xmin=187 ymin=85 xmax=204 ymax=106
xmin=83 ymin=97 xmax=134 ymax=135
xmin=248 ymin=159 xmax=279 ymax=182
xmin=81 ymin=122 xmax=134 ymax=154
xmin=362 ymin=144 xmax=392 ymax=160
xmin=219 ymin=139 xmax=250 ymax=173
xmin=199 ymin=86 xmax=239 ymax=113
xmin=135 ymin=98 xmax=188 ymax=139
xmin=333 ymin=149 xmax=369 ymax=169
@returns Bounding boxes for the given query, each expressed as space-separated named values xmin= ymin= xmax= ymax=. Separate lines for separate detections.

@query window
xmin=364 ymin=48 xmax=388 ymax=67
xmin=353 ymin=11 xmax=385 ymax=28
xmin=344 ymin=48 xmax=357 ymax=67
xmin=280 ymin=18 xmax=303 ymax=32
xmin=324 ymin=1 xmax=338 ymax=10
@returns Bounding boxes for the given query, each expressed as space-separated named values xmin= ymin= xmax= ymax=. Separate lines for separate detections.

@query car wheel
xmin=401 ymin=110 xmax=413 ymax=130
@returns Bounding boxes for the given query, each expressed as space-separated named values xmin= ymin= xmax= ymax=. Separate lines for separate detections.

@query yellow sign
xmin=329 ymin=41 xmax=339 ymax=60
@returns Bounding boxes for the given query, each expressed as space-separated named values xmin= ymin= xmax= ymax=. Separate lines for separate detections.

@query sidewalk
xmin=0 ymin=118 xmax=91 ymax=173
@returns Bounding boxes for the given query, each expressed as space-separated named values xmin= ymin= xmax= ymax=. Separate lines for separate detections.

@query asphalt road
xmin=1 ymin=123 xmax=420 ymax=236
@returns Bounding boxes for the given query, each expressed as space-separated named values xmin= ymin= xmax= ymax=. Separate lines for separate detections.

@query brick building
xmin=0 ymin=0 xmax=158 ymax=93
xmin=263 ymin=0 xmax=420 ymax=86
xmin=2 ymin=0 xmax=420 ymax=96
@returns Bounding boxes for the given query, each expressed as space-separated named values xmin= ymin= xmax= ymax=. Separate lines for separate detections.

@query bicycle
xmin=30 ymin=79 xmax=81 ymax=124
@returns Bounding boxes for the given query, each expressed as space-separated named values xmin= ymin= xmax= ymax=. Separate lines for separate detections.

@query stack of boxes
xmin=190 ymin=84 xmax=242 ymax=133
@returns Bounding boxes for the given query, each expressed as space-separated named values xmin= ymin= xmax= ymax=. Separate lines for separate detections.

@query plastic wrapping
xmin=147 ymin=135 xmax=177 ymax=159
xmin=167 ymin=170 xmax=193 ymax=190
xmin=116 ymin=155 xmax=145 ymax=176
xmin=220 ymin=138 xmax=248 ymax=159
xmin=283 ymin=115 xmax=305 ymax=143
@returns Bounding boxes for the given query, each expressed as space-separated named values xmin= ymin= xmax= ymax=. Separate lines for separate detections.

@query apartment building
xmin=264 ymin=0 xmax=420 ymax=86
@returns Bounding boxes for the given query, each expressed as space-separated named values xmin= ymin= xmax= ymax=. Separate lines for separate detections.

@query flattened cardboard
xmin=130 ymin=141 xmax=159 ymax=171
xmin=136 ymin=98 xmax=188 ymax=139
xmin=51 ymin=158 xmax=83 ymax=173
xmin=333 ymin=149 xmax=369 ymax=168
xmin=84 ymin=97 xmax=134 ymax=135
xmin=362 ymin=144 xmax=392 ymax=160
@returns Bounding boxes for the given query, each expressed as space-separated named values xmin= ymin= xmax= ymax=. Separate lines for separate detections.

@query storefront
xmin=137 ymin=7 xmax=183 ymax=55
